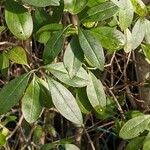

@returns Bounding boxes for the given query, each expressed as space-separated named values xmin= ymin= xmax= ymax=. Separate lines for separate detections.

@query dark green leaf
xmin=119 ymin=115 xmax=150 ymax=139
xmin=143 ymin=132 xmax=150 ymax=150
xmin=43 ymin=26 xmax=69 ymax=64
xmin=7 ymin=46 xmax=28 ymax=65
xmin=0 ymin=73 xmax=31 ymax=114
xmin=41 ymin=143 xmax=57 ymax=150
xmin=44 ymin=62 xmax=89 ymax=87
xmin=79 ymin=29 xmax=105 ymax=70
xmin=37 ymin=78 xmax=53 ymax=108
xmin=5 ymin=0 xmax=33 ymax=40
xmin=126 ymin=136 xmax=145 ymax=150
xmin=64 ymin=36 xmax=84 ymax=78
xmin=49 ymin=0 xmax=64 ymax=23
xmin=47 ymin=78 xmax=83 ymax=125
xmin=76 ymin=88 xmax=93 ymax=114
xmin=22 ymin=75 xmax=42 ymax=123
xmin=0 ymin=26 xmax=6 ymax=33
xmin=34 ymin=8 xmax=51 ymax=32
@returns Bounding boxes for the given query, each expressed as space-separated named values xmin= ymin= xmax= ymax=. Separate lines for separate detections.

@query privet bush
xmin=0 ymin=0 xmax=150 ymax=149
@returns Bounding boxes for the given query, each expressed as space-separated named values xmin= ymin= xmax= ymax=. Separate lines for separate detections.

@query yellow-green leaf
xmin=7 ymin=46 xmax=28 ymax=65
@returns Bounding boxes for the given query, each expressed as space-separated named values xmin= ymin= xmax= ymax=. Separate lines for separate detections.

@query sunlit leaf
xmin=64 ymin=36 xmax=84 ymax=78
xmin=47 ymin=78 xmax=83 ymax=125
xmin=22 ymin=0 xmax=60 ymax=7
xmin=5 ymin=0 xmax=33 ymax=40
xmin=64 ymin=0 xmax=87 ymax=14
xmin=7 ymin=46 xmax=28 ymax=65
xmin=44 ymin=62 xmax=89 ymax=87
xmin=119 ymin=115 xmax=150 ymax=139
xmin=86 ymin=72 xmax=106 ymax=114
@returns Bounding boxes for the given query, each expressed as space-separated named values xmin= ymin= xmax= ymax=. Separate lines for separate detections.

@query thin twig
xmin=7 ymin=115 xmax=24 ymax=140
xmin=0 ymin=41 xmax=16 ymax=46
xmin=108 ymin=88 xmax=125 ymax=119
xmin=84 ymin=128 xmax=96 ymax=150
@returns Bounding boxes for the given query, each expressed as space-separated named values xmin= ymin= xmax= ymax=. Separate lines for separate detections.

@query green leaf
xmin=64 ymin=144 xmax=80 ymax=150
xmin=144 ymin=19 xmax=150 ymax=44
xmin=36 ymin=23 xmax=63 ymax=44
xmin=7 ymin=46 xmax=28 ymax=65
xmin=37 ymin=78 xmax=53 ymax=108
xmin=0 ymin=73 xmax=31 ymax=114
xmin=0 ymin=132 xmax=6 ymax=146
xmin=33 ymin=125 xmax=43 ymax=144
xmin=141 ymin=44 xmax=150 ymax=63
xmin=49 ymin=0 xmax=64 ymax=23
xmin=0 ymin=52 xmax=9 ymax=71
xmin=64 ymin=0 xmax=87 ymax=14
xmin=64 ymin=36 xmax=84 ymax=78
xmin=44 ymin=62 xmax=89 ymax=87
xmin=131 ymin=18 xmax=145 ymax=50
xmin=119 ymin=115 xmax=150 ymax=139
xmin=5 ymin=0 xmax=33 ymax=40
xmin=36 ymin=32 xmax=51 ymax=44
xmin=126 ymin=136 xmax=145 ymax=150
xmin=34 ymin=8 xmax=51 ymax=32
xmin=0 ymin=26 xmax=6 ymax=33
xmin=43 ymin=26 xmax=69 ymax=64
xmin=41 ymin=143 xmax=56 ymax=150
xmin=22 ymin=75 xmax=42 ymax=123
xmin=87 ymin=0 xmax=107 ymax=7
xmin=131 ymin=0 xmax=148 ymax=17
xmin=81 ymin=1 xmax=119 ymax=23
xmin=86 ymin=72 xmax=106 ymax=114
xmin=36 ymin=23 xmax=63 ymax=35
xmin=22 ymin=0 xmax=60 ymax=7
xmin=143 ymin=132 xmax=150 ymax=150
xmin=47 ymin=78 xmax=83 ymax=125
xmin=91 ymin=26 xmax=125 ymax=52
xmin=119 ymin=0 xmax=134 ymax=30
xmin=79 ymin=29 xmax=105 ymax=70
xmin=76 ymin=88 xmax=93 ymax=114
xmin=124 ymin=28 xmax=132 ymax=53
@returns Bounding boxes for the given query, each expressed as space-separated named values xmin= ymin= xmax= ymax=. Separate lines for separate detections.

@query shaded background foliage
xmin=0 ymin=0 xmax=150 ymax=150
